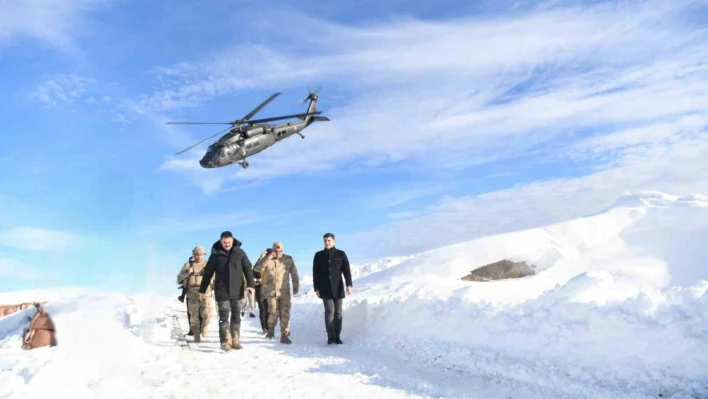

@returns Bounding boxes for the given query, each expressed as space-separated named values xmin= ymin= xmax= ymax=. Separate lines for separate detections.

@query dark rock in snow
xmin=461 ymin=259 xmax=535 ymax=281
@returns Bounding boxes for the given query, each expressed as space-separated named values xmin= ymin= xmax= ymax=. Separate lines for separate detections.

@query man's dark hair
xmin=220 ymin=231 xmax=233 ymax=239
xmin=323 ymin=232 xmax=335 ymax=239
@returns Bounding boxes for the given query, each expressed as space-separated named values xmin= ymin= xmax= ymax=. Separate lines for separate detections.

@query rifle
xmin=177 ymin=257 xmax=195 ymax=303
xmin=177 ymin=284 xmax=188 ymax=303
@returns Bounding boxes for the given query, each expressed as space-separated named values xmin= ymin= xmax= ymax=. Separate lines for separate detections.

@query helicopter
xmin=166 ymin=89 xmax=329 ymax=169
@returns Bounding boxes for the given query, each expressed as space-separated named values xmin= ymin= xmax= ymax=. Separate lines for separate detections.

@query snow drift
xmin=291 ymin=191 xmax=708 ymax=398
xmin=0 ymin=290 xmax=182 ymax=399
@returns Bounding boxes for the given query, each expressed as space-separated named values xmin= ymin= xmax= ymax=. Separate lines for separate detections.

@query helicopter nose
xmin=199 ymin=158 xmax=210 ymax=168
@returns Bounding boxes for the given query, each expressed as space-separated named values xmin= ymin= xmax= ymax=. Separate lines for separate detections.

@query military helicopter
xmin=166 ymin=89 xmax=329 ymax=169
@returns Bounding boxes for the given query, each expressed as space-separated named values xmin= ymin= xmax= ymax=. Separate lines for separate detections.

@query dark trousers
xmin=322 ymin=298 xmax=343 ymax=338
xmin=217 ymin=297 xmax=242 ymax=343
xmin=255 ymin=285 xmax=268 ymax=331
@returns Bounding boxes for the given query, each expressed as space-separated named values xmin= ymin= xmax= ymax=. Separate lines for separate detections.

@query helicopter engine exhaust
xmin=245 ymin=126 xmax=266 ymax=138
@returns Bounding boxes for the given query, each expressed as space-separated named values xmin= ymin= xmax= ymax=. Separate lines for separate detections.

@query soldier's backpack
xmin=21 ymin=304 xmax=58 ymax=350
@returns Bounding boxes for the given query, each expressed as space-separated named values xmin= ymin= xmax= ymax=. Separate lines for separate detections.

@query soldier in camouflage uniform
xmin=176 ymin=245 xmax=214 ymax=342
xmin=253 ymin=241 xmax=299 ymax=344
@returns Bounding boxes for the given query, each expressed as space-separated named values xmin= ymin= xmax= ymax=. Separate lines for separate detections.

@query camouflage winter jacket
xmin=254 ymin=254 xmax=299 ymax=299
xmin=177 ymin=258 xmax=214 ymax=293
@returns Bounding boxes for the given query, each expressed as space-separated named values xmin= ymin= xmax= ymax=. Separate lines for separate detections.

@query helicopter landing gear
xmin=241 ymin=161 xmax=249 ymax=169
xmin=295 ymin=132 xmax=305 ymax=139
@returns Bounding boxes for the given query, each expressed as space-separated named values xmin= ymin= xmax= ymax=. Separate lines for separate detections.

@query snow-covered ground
xmin=1 ymin=191 xmax=707 ymax=398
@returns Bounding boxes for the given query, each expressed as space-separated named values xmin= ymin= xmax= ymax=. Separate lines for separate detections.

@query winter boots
xmin=219 ymin=330 xmax=242 ymax=351
xmin=327 ymin=335 xmax=343 ymax=345
xmin=221 ymin=332 xmax=232 ymax=352
xmin=217 ymin=318 xmax=240 ymax=351
xmin=231 ymin=330 xmax=242 ymax=350
xmin=280 ymin=334 xmax=292 ymax=344
xmin=266 ymin=326 xmax=275 ymax=339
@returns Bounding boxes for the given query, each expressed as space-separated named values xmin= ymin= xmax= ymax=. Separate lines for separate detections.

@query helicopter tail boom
xmin=299 ymin=87 xmax=321 ymax=123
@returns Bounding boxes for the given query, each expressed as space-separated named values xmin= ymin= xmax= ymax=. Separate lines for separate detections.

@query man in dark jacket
xmin=199 ymin=231 xmax=255 ymax=352
xmin=312 ymin=232 xmax=353 ymax=345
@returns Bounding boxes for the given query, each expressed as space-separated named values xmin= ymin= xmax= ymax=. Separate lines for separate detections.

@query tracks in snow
xmin=166 ymin=303 xmax=565 ymax=399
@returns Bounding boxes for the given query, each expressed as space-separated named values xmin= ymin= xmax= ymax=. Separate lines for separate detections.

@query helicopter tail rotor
xmin=300 ymin=86 xmax=321 ymax=104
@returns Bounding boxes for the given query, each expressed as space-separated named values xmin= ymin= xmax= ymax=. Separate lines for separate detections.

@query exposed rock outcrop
xmin=462 ymin=259 xmax=535 ymax=281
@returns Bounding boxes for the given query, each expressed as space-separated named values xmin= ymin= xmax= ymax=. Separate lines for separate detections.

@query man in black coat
xmin=199 ymin=231 xmax=255 ymax=352
xmin=312 ymin=232 xmax=353 ymax=345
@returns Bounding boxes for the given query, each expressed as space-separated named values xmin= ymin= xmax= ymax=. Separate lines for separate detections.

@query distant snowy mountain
xmin=1 ymin=191 xmax=706 ymax=399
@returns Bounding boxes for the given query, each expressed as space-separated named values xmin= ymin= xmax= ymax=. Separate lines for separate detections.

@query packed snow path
xmin=167 ymin=303 xmax=551 ymax=399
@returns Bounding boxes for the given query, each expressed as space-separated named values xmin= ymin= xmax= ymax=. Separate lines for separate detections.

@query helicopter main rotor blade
xmin=247 ymin=111 xmax=321 ymax=124
xmin=175 ymin=126 xmax=233 ymax=155
xmin=239 ymin=92 xmax=281 ymax=123
xmin=165 ymin=122 xmax=232 ymax=125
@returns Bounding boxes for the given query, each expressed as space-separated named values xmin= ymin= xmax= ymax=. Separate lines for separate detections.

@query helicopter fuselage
xmin=199 ymin=120 xmax=309 ymax=168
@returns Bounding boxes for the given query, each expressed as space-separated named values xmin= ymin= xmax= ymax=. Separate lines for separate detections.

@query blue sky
xmin=1 ymin=0 xmax=707 ymax=295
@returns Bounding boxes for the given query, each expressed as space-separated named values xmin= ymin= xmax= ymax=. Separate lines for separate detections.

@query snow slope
xmin=1 ymin=191 xmax=707 ymax=399
xmin=348 ymin=255 xmax=417 ymax=280
xmin=299 ymin=191 xmax=708 ymax=398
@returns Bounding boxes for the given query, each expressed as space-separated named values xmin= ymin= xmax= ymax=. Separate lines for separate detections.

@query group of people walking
xmin=176 ymin=231 xmax=353 ymax=352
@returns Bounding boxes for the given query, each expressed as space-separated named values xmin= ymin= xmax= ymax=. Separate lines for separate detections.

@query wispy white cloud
xmin=31 ymin=74 xmax=98 ymax=108
xmin=141 ymin=0 xmax=707 ymax=190
xmin=362 ymin=181 xmax=457 ymax=210
xmin=158 ymin=153 xmax=239 ymax=195
xmin=386 ymin=211 xmax=420 ymax=220
xmin=136 ymin=211 xmax=263 ymax=236
xmin=0 ymin=227 xmax=85 ymax=252
xmin=565 ymin=115 xmax=707 ymax=166
xmin=0 ymin=0 xmax=114 ymax=51
xmin=341 ymin=130 xmax=708 ymax=259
